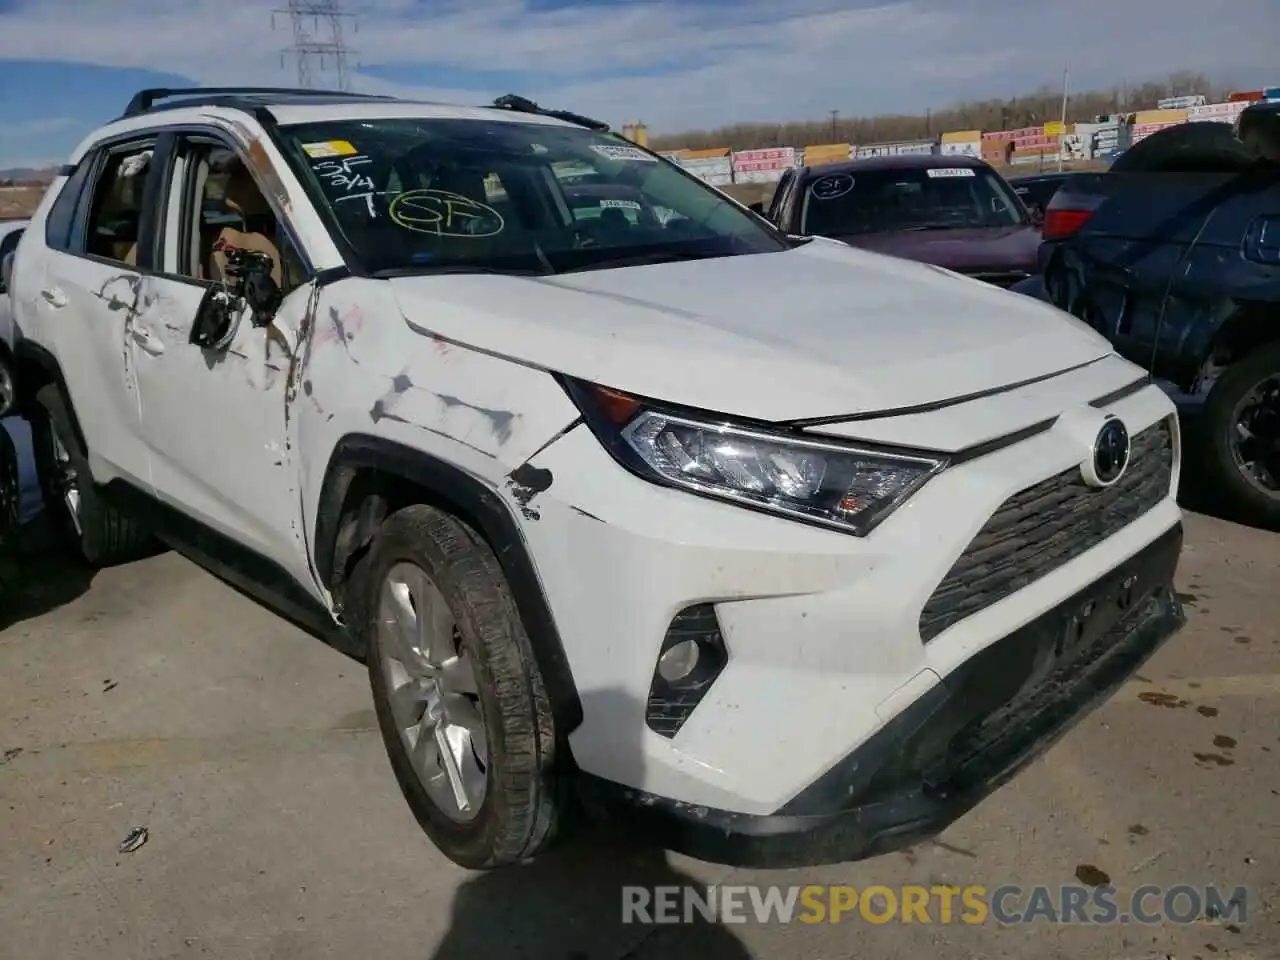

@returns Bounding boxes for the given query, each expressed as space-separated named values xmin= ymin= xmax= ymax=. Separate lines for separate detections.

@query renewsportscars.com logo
xmin=621 ymin=884 xmax=1249 ymax=926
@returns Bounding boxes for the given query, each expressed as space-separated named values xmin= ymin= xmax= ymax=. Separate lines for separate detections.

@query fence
xmin=654 ymin=87 xmax=1277 ymax=188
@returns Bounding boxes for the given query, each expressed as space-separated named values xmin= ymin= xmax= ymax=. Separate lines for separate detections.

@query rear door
xmin=1053 ymin=171 xmax=1231 ymax=373
xmin=1159 ymin=169 xmax=1280 ymax=382
xmin=22 ymin=137 xmax=161 ymax=491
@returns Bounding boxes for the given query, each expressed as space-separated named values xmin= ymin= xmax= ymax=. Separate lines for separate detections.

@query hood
xmin=834 ymin=224 xmax=1042 ymax=276
xmin=388 ymin=239 xmax=1114 ymax=423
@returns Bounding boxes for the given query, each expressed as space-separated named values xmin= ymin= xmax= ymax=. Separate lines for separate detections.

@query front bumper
xmin=576 ymin=523 xmax=1185 ymax=868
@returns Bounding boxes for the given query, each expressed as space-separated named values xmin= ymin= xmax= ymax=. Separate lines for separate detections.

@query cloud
xmin=0 ymin=0 xmax=1276 ymax=137
xmin=0 ymin=116 xmax=76 ymax=138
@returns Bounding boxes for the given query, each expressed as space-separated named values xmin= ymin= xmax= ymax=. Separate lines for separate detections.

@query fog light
xmin=646 ymin=603 xmax=728 ymax=739
xmin=657 ymin=638 xmax=701 ymax=683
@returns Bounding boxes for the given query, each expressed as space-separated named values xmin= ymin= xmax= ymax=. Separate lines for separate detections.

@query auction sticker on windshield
xmin=591 ymin=144 xmax=658 ymax=163
xmin=926 ymin=168 xmax=977 ymax=178
xmin=601 ymin=199 xmax=642 ymax=209
xmin=302 ymin=140 xmax=360 ymax=159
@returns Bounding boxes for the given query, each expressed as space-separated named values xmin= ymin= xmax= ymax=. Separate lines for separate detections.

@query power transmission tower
xmin=273 ymin=0 xmax=357 ymax=90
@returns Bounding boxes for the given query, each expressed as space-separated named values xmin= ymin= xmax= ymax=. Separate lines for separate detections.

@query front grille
xmin=919 ymin=417 xmax=1174 ymax=643
xmin=966 ymin=270 xmax=1030 ymax=288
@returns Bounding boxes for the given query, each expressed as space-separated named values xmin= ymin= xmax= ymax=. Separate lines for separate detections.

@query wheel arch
xmin=12 ymin=340 xmax=86 ymax=450
xmin=314 ymin=433 xmax=584 ymax=734
xmin=1206 ymin=301 xmax=1280 ymax=368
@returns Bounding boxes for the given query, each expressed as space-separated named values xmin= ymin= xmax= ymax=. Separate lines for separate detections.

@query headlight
xmin=563 ymin=378 xmax=947 ymax=536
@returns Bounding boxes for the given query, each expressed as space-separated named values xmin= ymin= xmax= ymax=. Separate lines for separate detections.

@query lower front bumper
xmin=576 ymin=522 xmax=1186 ymax=869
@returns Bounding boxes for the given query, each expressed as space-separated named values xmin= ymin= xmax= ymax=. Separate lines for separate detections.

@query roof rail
xmin=491 ymin=94 xmax=609 ymax=132
xmin=123 ymin=86 xmax=393 ymax=117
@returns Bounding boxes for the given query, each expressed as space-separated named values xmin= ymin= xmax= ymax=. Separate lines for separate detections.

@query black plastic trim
xmin=577 ymin=522 xmax=1185 ymax=868
xmin=1089 ymin=375 xmax=1152 ymax=409
xmin=313 ymin=434 xmax=583 ymax=730
xmin=97 ymin=479 xmax=355 ymax=656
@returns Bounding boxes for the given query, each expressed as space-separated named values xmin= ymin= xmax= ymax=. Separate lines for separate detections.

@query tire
xmin=29 ymin=384 xmax=153 ymax=565
xmin=1198 ymin=341 xmax=1280 ymax=528
xmin=355 ymin=503 xmax=565 ymax=869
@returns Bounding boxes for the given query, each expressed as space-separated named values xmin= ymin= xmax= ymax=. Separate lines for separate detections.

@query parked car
xmin=756 ymin=154 xmax=1042 ymax=287
xmin=10 ymin=86 xmax=1185 ymax=870
xmin=1 ymin=218 xmax=27 ymax=413
xmin=1008 ymin=171 xmax=1087 ymax=222
xmin=1034 ymin=103 xmax=1280 ymax=526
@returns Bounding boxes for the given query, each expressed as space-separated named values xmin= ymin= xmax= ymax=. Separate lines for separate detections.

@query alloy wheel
xmin=48 ymin=428 xmax=83 ymax=536
xmin=376 ymin=561 xmax=488 ymax=822
xmin=1229 ymin=373 xmax=1280 ymax=499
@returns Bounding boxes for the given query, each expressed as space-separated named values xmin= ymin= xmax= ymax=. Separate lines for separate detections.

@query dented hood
xmin=388 ymin=239 xmax=1114 ymax=423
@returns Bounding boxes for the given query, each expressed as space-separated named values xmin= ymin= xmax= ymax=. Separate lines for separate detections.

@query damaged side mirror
xmin=190 ymin=248 xmax=282 ymax=351
xmin=190 ymin=286 xmax=241 ymax=351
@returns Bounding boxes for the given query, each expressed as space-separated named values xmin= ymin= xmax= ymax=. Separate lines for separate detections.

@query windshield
xmin=277 ymin=118 xmax=788 ymax=275
xmin=799 ymin=165 xmax=1027 ymax=237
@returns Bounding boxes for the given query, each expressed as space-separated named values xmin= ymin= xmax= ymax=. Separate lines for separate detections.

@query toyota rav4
xmin=7 ymin=87 xmax=1186 ymax=870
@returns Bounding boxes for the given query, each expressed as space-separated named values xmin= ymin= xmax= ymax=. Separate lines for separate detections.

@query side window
xmin=766 ymin=171 xmax=793 ymax=224
xmin=44 ymin=159 xmax=96 ymax=253
xmin=84 ymin=143 xmax=156 ymax=265
xmin=169 ymin=139 xmax=304 ymax=293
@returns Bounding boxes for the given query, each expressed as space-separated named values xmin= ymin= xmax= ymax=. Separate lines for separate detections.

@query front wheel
xmin=1198 ymin=342 xmax=1280 ymax=528
xmin=355 ymin=504 xmax=566 ymax=868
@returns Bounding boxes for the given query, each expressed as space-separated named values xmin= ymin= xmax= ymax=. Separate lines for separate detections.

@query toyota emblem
xmin=1087 ymin=417 xmax=1130 ymax=487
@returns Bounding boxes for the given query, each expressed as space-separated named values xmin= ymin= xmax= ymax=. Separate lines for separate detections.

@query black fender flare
xmin=12 ymin=340 xmax=86 ymax=451
xmin=314 ymin=433 xmax=584 ymax=733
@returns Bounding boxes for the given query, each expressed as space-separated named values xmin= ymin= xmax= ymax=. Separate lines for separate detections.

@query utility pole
xmin=829 ymin=110 xmax=839 ymax=142
xmin=273 ymin=0 xmax=357 ymax=90
xmin=1058 ymin=65 xmax=1070 ymax=172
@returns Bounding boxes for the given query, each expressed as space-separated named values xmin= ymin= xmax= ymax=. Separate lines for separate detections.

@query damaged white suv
xmin=8 ymin=87 xmax=1186 ymax=869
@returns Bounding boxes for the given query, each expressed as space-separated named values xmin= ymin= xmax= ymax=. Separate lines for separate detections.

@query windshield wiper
xmin=557 ymin=249 xmax=722 ymax=273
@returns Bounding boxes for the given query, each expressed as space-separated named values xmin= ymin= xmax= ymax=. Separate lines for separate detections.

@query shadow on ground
xmin=430 ymin=689 xmax=751 ymax=960
xmin=0 ymin=514 xmax=96 ymax=631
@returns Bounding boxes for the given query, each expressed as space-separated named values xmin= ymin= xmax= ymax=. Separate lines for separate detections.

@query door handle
xmin=41 ymin=287 xmax=68 ymax=308
xmin=131 ymin=327 xmax=165 ymax=356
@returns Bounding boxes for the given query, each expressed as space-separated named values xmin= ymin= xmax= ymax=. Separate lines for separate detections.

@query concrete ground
xmin=1 ymin=510 xmax=1276 ymax=960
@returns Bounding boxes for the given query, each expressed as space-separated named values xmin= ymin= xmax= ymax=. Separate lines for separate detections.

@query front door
xmin=129 ymin=133 xmax=321 ymax=597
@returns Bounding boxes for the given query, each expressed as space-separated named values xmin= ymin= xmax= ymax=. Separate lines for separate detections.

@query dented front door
xmin=130 ymin=274 xmax=323 ymax=599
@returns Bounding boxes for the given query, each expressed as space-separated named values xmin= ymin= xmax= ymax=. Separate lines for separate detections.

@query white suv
xmin=8 ymin=87 xmax=1186 ymax=870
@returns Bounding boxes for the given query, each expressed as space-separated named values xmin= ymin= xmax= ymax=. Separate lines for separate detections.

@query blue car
xmin=1021 ymin=101 xmax=1280 ymax=527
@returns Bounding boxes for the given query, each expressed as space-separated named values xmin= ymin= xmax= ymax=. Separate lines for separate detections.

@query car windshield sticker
xmin=389 ymin=189 xmax=505 ymax=238
xmin=810 ymin=174 xmax=854 ymax=200
xmin=302 ymin=139 xmax=359 ymax=159
xmin=600 ymin=198 xmax=642 ymax=209
xmin=926 ymin=167 xmax=976 ymax=178
xmin=590 ymin=144 xmax=658 ymax=163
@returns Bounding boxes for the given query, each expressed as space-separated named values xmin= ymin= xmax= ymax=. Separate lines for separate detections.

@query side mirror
xmin=190 ymin=287 xmax=242 ymax=351
xmin=243 ymin=271 xmax=282 ymax=323
xmin=747 ymin=201 xmax=765 ymax=215
xmin=0 ymin=251 xmax=14 ymax=295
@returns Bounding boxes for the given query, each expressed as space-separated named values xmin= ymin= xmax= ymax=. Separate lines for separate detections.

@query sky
xmin=0 ymin=0 xmax=1276 ymax=170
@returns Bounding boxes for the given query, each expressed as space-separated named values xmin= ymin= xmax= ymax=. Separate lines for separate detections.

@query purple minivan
xmin=758 ymin=154 xmax=1042 ymax=288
